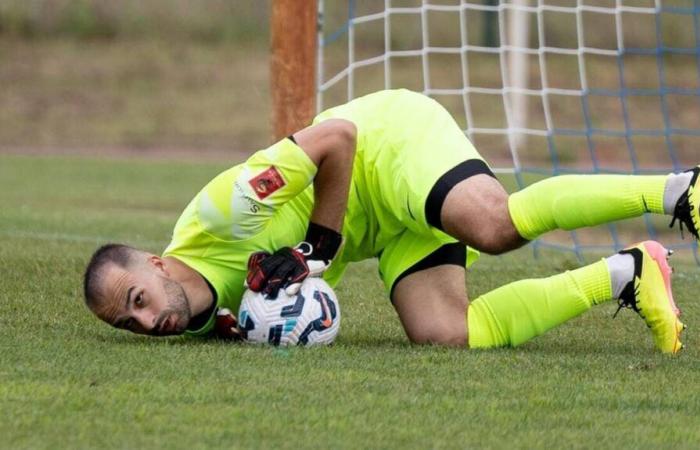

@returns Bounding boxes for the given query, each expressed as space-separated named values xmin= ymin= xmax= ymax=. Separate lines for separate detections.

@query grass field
xmin=1 ymin=153 xmax=699 ymax=449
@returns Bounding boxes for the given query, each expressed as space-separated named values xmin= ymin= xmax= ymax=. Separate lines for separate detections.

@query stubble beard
xmin=155 ymin=278 xmax=192 ymax=336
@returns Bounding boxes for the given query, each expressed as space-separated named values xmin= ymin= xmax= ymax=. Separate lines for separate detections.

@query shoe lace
xmin=668 ymin=169 xmax=700 ymax=240
xmin=669 ymin=192 xmax=693 ymax=240
xmin=613 ymin=279 xmax=643 ymax=319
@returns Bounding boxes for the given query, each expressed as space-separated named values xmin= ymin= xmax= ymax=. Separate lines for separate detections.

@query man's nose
xmin=133 ymin=309 xmax=157 ymax=332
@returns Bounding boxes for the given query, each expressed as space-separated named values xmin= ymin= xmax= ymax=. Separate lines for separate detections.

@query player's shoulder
xmin=170 ymin=147 xmax=312 ymax=244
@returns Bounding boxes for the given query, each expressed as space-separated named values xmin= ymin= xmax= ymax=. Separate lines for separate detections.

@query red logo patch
xmin=249 ymin=166 xmax=285 ymax=200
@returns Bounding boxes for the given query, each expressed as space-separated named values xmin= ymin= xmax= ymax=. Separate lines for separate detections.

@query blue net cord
xmin=319 ymin=1 xmax=700 ymax=263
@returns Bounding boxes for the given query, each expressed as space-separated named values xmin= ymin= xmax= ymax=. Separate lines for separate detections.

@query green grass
xmin=0 ymin=0 xmax=270 ymax=42
xmin=2 ymin=36 xmax=698 ymax=173
xmin=0 ymin=39 xmax=271 ymax=151
xmin=1 ymin=153 xmax=699 ymax=449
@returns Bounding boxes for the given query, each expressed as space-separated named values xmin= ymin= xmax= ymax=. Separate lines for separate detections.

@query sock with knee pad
xmin=508 ymin=174 xmax=668 ymax=240
xmin=467 ymin=259 xmax=612 ymax=348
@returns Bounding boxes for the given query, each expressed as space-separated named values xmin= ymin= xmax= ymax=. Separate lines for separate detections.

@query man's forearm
xmin=245 ymin=120 xmax=356 ymax=297
xmin=310 ymin=141 xmax=354 ymax=231
xmin=293 ymin=119 xmax=357 ymax=233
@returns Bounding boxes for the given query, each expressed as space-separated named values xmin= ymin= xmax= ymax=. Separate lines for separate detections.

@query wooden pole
xmin=271 ymin=0 xmax=317 ymax=141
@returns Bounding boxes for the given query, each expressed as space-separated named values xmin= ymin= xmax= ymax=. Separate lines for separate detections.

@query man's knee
xmin=392 ymin=266 xmax=469 ymax=347
xmin=440 ymin=177 xmax=524 ymax=254
xmin=471 ymin=203 xmax=523 ymax=255
xmin=407 ymin=325 xmax=467 ymax=347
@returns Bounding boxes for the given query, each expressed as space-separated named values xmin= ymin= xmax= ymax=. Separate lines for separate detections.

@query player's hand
xmin=246 ymin=247 xmax=310 ymax=299
xmin=246 ymin=222 xmax=342 ymax=298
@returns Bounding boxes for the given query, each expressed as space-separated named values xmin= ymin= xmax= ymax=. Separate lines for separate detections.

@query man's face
xmin=94 ymin=259 xmax=192 ymax=336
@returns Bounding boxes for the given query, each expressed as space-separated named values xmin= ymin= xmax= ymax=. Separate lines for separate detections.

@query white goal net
xmin=317 ymin=0 xmax=700 ymax=261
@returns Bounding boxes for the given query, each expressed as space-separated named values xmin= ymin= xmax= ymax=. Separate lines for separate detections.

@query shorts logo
xmin=249 ymin=166 xmax=285 ymax=200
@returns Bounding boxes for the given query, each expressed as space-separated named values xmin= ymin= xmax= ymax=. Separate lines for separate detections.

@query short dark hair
xmin=83 ymin=243 xmax=139 ymax=309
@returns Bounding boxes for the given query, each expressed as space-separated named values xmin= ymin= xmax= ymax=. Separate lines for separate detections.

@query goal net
xmin=317 ymin=0 xmax=700 ymax=261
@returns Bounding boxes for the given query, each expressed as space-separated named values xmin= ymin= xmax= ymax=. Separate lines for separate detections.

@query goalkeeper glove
xmin=213 ymin=308 xmax=243 ymax=341
xmin=246 ymin=222 xmax=342 ymax=298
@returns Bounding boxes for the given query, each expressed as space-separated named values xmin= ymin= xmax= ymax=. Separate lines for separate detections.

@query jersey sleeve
xmin=241 ymin=137 xmax=317 ymax=208
xmin=197 ymin=137 xmax=317 ymax=241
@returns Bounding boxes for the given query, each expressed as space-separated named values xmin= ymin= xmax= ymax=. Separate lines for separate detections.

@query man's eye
xmin=135 ymin=294 xmax=144 ymax=307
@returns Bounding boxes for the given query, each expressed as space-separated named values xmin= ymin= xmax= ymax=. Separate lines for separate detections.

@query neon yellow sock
xmin=467 ymin=260 xmax=612 ymax=348
xmin=508 ymin=174 xmax=667 ymax=240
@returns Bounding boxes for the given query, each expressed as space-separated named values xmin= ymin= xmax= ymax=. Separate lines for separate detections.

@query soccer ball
xmin=237 ymin=278 xmax=341 ymax=346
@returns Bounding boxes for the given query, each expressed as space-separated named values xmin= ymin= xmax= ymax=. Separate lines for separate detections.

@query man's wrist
xmin=300 ymin=222 xmax=343 ymax=261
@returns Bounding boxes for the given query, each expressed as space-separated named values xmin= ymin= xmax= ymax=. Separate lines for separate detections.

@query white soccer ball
xmin=238 ymin=278 xmax=341 ymax=346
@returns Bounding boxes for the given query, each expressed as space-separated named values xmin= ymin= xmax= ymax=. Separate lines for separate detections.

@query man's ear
xmin=148 ymin=255 xmax=170 ymax=276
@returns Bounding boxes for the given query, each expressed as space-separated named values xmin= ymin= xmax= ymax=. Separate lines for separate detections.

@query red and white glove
xmin=246 ymin=222 xmax=342 ymax=299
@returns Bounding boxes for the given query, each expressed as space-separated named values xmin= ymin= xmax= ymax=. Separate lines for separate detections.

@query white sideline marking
xmin=0 ymin=229 xmax=167 ymax=248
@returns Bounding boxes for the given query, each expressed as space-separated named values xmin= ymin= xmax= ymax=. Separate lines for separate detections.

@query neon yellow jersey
xmin=165 ymin=89 xmax=480 ymax=336
xmin=163 ymin=138 xmax=319 ymax=336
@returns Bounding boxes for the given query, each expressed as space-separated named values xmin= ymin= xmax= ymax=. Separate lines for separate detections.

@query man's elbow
xmin=293 ymin=119 xmax=357 ymax=166
xmin=328 ymin=119 xmax=357 ymax=155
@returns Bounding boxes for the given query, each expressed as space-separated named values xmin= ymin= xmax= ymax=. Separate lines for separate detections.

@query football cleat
xmin=614 ymin=241 xmax=685 ymax=354
xmin=669 ymin=165 xmax=700 ymax=240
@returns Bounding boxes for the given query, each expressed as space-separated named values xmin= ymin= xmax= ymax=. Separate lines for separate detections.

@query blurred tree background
xmin=0 ymin=0 xmax=696 ymax=161
xmin=0 ymin=0 xmax=272 ymax=154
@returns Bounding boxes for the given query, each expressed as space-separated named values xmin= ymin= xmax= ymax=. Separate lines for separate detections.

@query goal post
xmin=270 ymin=0 xmax=317 ymax=141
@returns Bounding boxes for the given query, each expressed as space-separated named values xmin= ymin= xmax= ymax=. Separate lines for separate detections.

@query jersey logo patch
xmin=249 ymin=166 xmax=285 ymax=200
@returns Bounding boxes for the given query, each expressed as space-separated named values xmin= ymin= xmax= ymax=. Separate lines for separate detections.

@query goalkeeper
xmin=83 ymin=89 xmax=697 ymax=353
